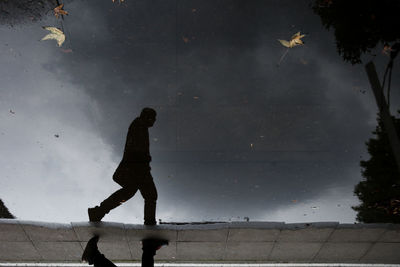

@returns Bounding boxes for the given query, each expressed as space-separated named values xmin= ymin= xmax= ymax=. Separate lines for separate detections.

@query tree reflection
xmin=311 ymin=0 xmax=400 ymax=64
xmin=312 ymin=0 xmax=400 ymax=223
xmin=353 ymin=115 xmax=400 ymax=223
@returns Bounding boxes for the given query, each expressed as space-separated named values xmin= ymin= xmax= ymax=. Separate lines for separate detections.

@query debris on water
xmin=277 ymin=31 xmax=306 ymax=66
xmin=278 ymin=32 xmax=306 ymax=48
xmin=60 ymin=48 xmax=73 ymax=53
xmin=54 ymin=4 xmax=68 ymax=19
xmin=41 ymin=27 xmax=65 ymax=47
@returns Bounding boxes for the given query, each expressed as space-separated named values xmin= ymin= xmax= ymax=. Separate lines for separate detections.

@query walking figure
xmin=88 ymin=107 xmax=158 ymax=225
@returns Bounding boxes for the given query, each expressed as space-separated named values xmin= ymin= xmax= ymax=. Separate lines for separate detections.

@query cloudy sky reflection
xmin=1 ymin=0 xmax=399 ymax=223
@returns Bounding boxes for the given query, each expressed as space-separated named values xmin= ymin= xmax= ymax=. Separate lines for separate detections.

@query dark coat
xmin=113 ymin=117 xmax=152 ymax=186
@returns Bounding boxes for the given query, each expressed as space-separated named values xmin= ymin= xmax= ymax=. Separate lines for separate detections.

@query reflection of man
xmin=88 ymin=108 xmax=158 ymax=225
xmin=82 ymin=235 xmax=168 ymax=267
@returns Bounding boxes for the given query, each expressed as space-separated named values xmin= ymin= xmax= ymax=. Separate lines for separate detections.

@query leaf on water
xmin=278 ymin=39 xmax=291 ymax=48
xmin=41 ymin=27 xmax=65 ymax=47
xmin=54 ymin=4 xmax=68 ymax=19
xmin=278 ymin=31 xmax=306 ymax=48
xmin=291 ymin=31 xmax=305 ymax=46
xmin=277 ymin=32 xmax=306 ymax=66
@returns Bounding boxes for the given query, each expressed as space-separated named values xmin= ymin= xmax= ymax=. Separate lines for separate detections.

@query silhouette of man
xmin=82 ymin=235 xmax=168 ymax=267
xmin=88 ymin=107 xmax=158 ymax=225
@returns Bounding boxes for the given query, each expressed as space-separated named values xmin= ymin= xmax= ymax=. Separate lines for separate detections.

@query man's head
xmin=140 ymin=107 xmax=157 ymax=127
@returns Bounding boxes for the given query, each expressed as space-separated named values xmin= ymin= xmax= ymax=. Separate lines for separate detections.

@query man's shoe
xmin=142 ymin=238 xmax=169 ymax=251
xmin=88 ymin=206 xmax=105 ymax=222
xmin=82 ymin=235 xmax=99 ymax=265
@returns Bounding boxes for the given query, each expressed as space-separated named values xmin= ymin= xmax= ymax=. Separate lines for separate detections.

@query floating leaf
xmin=54 ymin=4 xmax=68 ymax=19
xmin=41 ymin=27 xmax=65 ymax=47
xmin=277 ymin=31 xmax=306 ymax=66
xmin=277 ymin=31 xmax=306 ymax=48
xmin=278 ymin=39 xmax=291 ymax=48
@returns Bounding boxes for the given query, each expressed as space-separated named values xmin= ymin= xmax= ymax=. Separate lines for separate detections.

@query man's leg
xmin=139 ymin=175 xmax=158 ymax=225
xmin=82 ymin=236 xmax=117 ymax=267
xmin=141 ymin=239 xmax=168 ymax=267
xmin=88 ymin=185 xmax=138 ymax=222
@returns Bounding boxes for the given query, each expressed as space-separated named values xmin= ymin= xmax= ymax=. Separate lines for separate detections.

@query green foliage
xmin=352 ymin=115 xmax=400 ymax=223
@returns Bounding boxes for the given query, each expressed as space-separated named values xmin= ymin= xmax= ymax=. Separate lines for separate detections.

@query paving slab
xmin=33 ymin=241 xmax=82 ymax=261
xmin=0 ymin=241 xmax=41 ymax=261
xmin=269 ymin=242 xmax=323 ymax=262
xmin=228 ymin=221 xmax=283 ymax=242
xmin=277 ymin=222 xmax=337 ymax=242
xmin=224 ymin=242 xmax=274 ymax=260
xmin=328 ymin=223 xmax=388 ymax=242
xmin=227 ymin=228 xmax=280 ymax=242
xmin=20 ymin=221 xmax=78 ymax=242
xmin=1 ymin=220 xmax=400 ymax=263
xmin=177 ymin=224 xmax=229 ymax=242
xmin=361 ymin=242 xmax=400 ymax=263
xmin=177 ymin=242 xmax=225 ymax=261
xmin=314 ymin=242 xmax=371 ymax=262
xmin=378 ymin=224 xmax=400 ymax=242
xmin=0 ymin=219 xmax=28 ymax=241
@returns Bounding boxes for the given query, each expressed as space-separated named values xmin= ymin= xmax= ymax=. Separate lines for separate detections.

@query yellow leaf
xmin=278 ymin=31 xmax=306 ymax=48
xmin=278 ymin=39 xmax=291 ymax=48
xmin=41 ymin=27 xmax=65 ymax=47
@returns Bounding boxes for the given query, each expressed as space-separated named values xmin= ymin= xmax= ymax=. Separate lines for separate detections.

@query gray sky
xmin=1 ymin=0 xmax=399 ymax=224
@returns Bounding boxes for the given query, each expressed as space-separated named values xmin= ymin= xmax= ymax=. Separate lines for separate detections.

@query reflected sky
xmin=1 ymin=0 xmax=399 ymax=223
